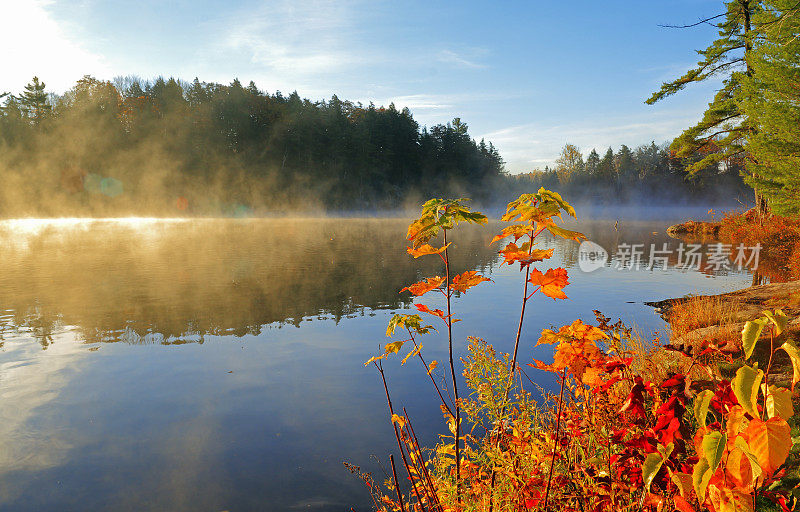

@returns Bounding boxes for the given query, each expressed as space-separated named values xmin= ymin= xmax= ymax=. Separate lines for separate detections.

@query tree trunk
xmin=755 ymin=187 xmax=770 ymax=220
xmin=743 ymin=0 xmax=771 ymax=221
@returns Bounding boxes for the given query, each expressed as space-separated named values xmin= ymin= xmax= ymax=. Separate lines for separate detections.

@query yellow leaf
xmin=707 ymin=484 xmax=754 ymax=512
xmin=762 ymin=384 xmax=794 ymax=420
xmin=780 ymin=338 xmax=800 ymax=391
xmin=364 ymin=354 xmax=386 ymax=366
xmin=744 ymin=417 xmax=792 ymax=476
xmin=401 ymin=344 xmax=422 ymax=365
xmin=702 ymin=431 xmax=726 ymax=473
xmin=406 ymin=242 xmax=451 ymax=258
xmin=726 ymin=406 xmax=748 ymax=442
xmin=693 ymin=390 xmax=714 ymax=429
xmin=437 ymin=443 xmax=455 ymax=457
xmin=384 ymin=340 xmax=405 ymax=354
xmin=670 ymin=471 xmax=692 ymax=498
xmin=428 ymin=360 xmax=438 ymax=374
xmin=731 ymin=365 xmax=763 ymax=418
xmin=692 ymin=457 xmax=712 ymax=502
xmin=725 ymin=446 xmax=754 ymax=488
xmin=391 ymin=414 xmax=406 ymax=429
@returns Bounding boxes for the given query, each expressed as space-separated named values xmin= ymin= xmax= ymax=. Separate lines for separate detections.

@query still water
xmin=0 ymin=215 xmax=751 ymax=511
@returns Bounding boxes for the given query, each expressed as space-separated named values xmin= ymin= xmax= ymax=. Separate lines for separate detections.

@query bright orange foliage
xmin=400 ymin=276 xmax=445 ymax=296
xmin=528 ymin=267 xmax=569 ymax=299
xmin=449 ymin=271 xmax=491 ymax=293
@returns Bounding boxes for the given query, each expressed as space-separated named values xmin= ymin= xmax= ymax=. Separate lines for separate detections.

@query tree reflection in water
xmin=0 ymin=218 xmax=501 ymax=348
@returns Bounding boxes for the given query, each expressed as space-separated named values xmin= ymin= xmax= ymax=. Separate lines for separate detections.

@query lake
xmin=0 ymin=212 xmax=753 ymax=511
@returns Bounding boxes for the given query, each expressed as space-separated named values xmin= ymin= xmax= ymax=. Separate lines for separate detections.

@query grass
xmin=667 ymin=295 xmax=742 ymax=340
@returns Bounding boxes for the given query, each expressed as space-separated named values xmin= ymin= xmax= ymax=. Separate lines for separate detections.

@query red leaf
xmin=674 ymin=495 xmax=696 ymax=512
xmin=415 ymin=303 xmax=446 ymax=319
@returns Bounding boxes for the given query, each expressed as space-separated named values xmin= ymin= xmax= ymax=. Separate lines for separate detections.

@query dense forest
xmin=0 ymin=76 xmax=505 ymax=216
xmin=0 ymin=74 xmax=756 ymax=216
xmin=502 ymin=141 xmax=749 ymax=205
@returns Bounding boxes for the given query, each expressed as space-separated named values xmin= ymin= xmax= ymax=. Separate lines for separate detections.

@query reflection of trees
xmin=0 ymin=219 xmax=499 ymax=347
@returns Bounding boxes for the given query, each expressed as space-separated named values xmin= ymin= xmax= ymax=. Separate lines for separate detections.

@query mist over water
xmin=0 ymin=216 xmax=753 ymax=511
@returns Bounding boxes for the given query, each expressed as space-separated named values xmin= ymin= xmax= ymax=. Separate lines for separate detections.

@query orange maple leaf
xmin=499 ymin=243 xmax=554 ymax=267
xmin=406 ymin=243 xmax=450 ymax=258
xmin=529 ymin=268 xmax=569 ymax=299
xmin=449 ymin=271 xmax=491 ymax=293
xmin=401 ymin=276 xmax=446 ymax=296
xmin=490 ymin=224 xmax=533 ymax=245
xmin=415 ymin=303 xmax=446 ymax=319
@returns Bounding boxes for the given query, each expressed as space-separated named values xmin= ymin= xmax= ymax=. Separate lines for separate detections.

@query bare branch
xmin=658 ymin=12 xmax=727 ymax=29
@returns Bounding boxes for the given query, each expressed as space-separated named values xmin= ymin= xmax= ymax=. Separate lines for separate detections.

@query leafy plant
xmin=354 ymin=190 xmax=800 ymax=512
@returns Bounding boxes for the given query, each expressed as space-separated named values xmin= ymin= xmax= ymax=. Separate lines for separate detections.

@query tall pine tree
xmin=742 ymin=0 xmax=800 ymax=214
xmin=647 ymin=1 xmax=768 ymax=214
xmin=19 ymin=76 xmax=51 ymax=124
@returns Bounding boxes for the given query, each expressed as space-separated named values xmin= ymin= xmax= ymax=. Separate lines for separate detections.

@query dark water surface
xmin=0 ymin=216 xmax=751 ymax=511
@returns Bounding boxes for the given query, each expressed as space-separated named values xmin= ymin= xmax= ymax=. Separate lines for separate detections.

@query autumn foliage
xmin=356 ymin=190 xmax=800 ymax=512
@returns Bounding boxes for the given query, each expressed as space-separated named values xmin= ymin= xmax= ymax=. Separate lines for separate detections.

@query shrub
xmin=354 ymin=192 xmax=800 ymax=512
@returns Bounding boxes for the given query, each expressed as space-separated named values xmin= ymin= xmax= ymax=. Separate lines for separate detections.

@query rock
xmin=666 ymin=220 xmax=720 ymax=240
xmin=647 ymin=280 xmax=800 ymax=358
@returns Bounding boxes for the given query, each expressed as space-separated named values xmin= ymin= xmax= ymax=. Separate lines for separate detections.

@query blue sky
xmin=2 ymin=0 xmax=729 ymax=172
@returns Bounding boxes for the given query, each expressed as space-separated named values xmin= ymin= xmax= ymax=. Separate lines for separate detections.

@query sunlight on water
xmin=0 ymin=217 xmax=192 ymax=236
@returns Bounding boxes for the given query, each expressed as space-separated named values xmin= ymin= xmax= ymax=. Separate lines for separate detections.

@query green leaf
xmin=702 ymin=431 xmax=727 ymax=473
xmin=762 ymin=309 xmax=788 ymax=336
xmin=386 ymin=314 xmax=423 ymax=337
xmin=693 ymin=390 xmax=715 ymax=428
xmin=741 ymin=317 xmax=768 ymax=359
xmin=692 ymin=457 xmax=712 ymax=502
xmin=544 ymin=224 xmax=586 ymax=242
xmin=384 ymin=340 xmax=405 ymax=354
xmin=780 ymin=338 xmax=800 ymax=391
xmin=732 ymin=365 xmax=764 ymax=418
xmin=642 ymin=443 xmax=673 ymax=490
xmin=537 ymin=188 xmax=577 ymax=218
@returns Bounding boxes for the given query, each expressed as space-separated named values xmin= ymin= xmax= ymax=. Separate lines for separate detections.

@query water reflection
xmin=0 ymin=216 xmax=754 ymax=511
xmin=0 ymin=219 xmax=500 ymax=348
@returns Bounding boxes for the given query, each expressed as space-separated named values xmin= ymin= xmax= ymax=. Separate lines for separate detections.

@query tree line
xmin=0 ymin=76 xmax=504 ymax=215
xmin=501 ymin=141 xmax=748 ymax=205
xmin=648 ymin=0 xmax=800 ymax=216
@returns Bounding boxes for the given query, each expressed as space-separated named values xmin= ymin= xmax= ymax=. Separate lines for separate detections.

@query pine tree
xmin=585 ymin=148 xmax=600 ymax=175
xmin=19 ymin=76 xmax=51 ymax=123
xmin=742 ymin=0 xmax=800 ymax=214
xmin=646 ymin=1 xmax=767 ymax=213
xmin=615 ymin=144 xmax=635 ymax=181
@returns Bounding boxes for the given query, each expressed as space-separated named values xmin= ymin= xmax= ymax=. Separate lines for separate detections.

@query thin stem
xmin=390 ymin=454 xmax=406 ymax=512
xmin=376 ymin=362 xmax=424 ymax=509
xmin=490 ymin=230 xmax=537 ymax=512
xmin=404 ymin=407 xmax=444 ymax=512
xmin=509 ymin=232 xmax=536 ymax=392
xmin=407 ymin=327 xmax=455 ymax=417
xmin=543 ymin=369 xmax=567 ymax=511
xmin=443 ymin=228 xmax=461 ymax=501
xmin=762 ymin=329 xmax=776 ymax=421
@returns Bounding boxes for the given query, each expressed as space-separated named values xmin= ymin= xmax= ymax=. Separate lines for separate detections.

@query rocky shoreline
xmin=646 ymin=280 xmax=800 ymax=386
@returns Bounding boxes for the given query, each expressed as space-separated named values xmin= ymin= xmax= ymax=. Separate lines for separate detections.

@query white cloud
xmin=209 ymin=0 xmax=369 ymax=94
xmin=0 ymin=0 xmax=110 ymax=94
xmin=437 ymin=49 xmax=486 ymax=69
